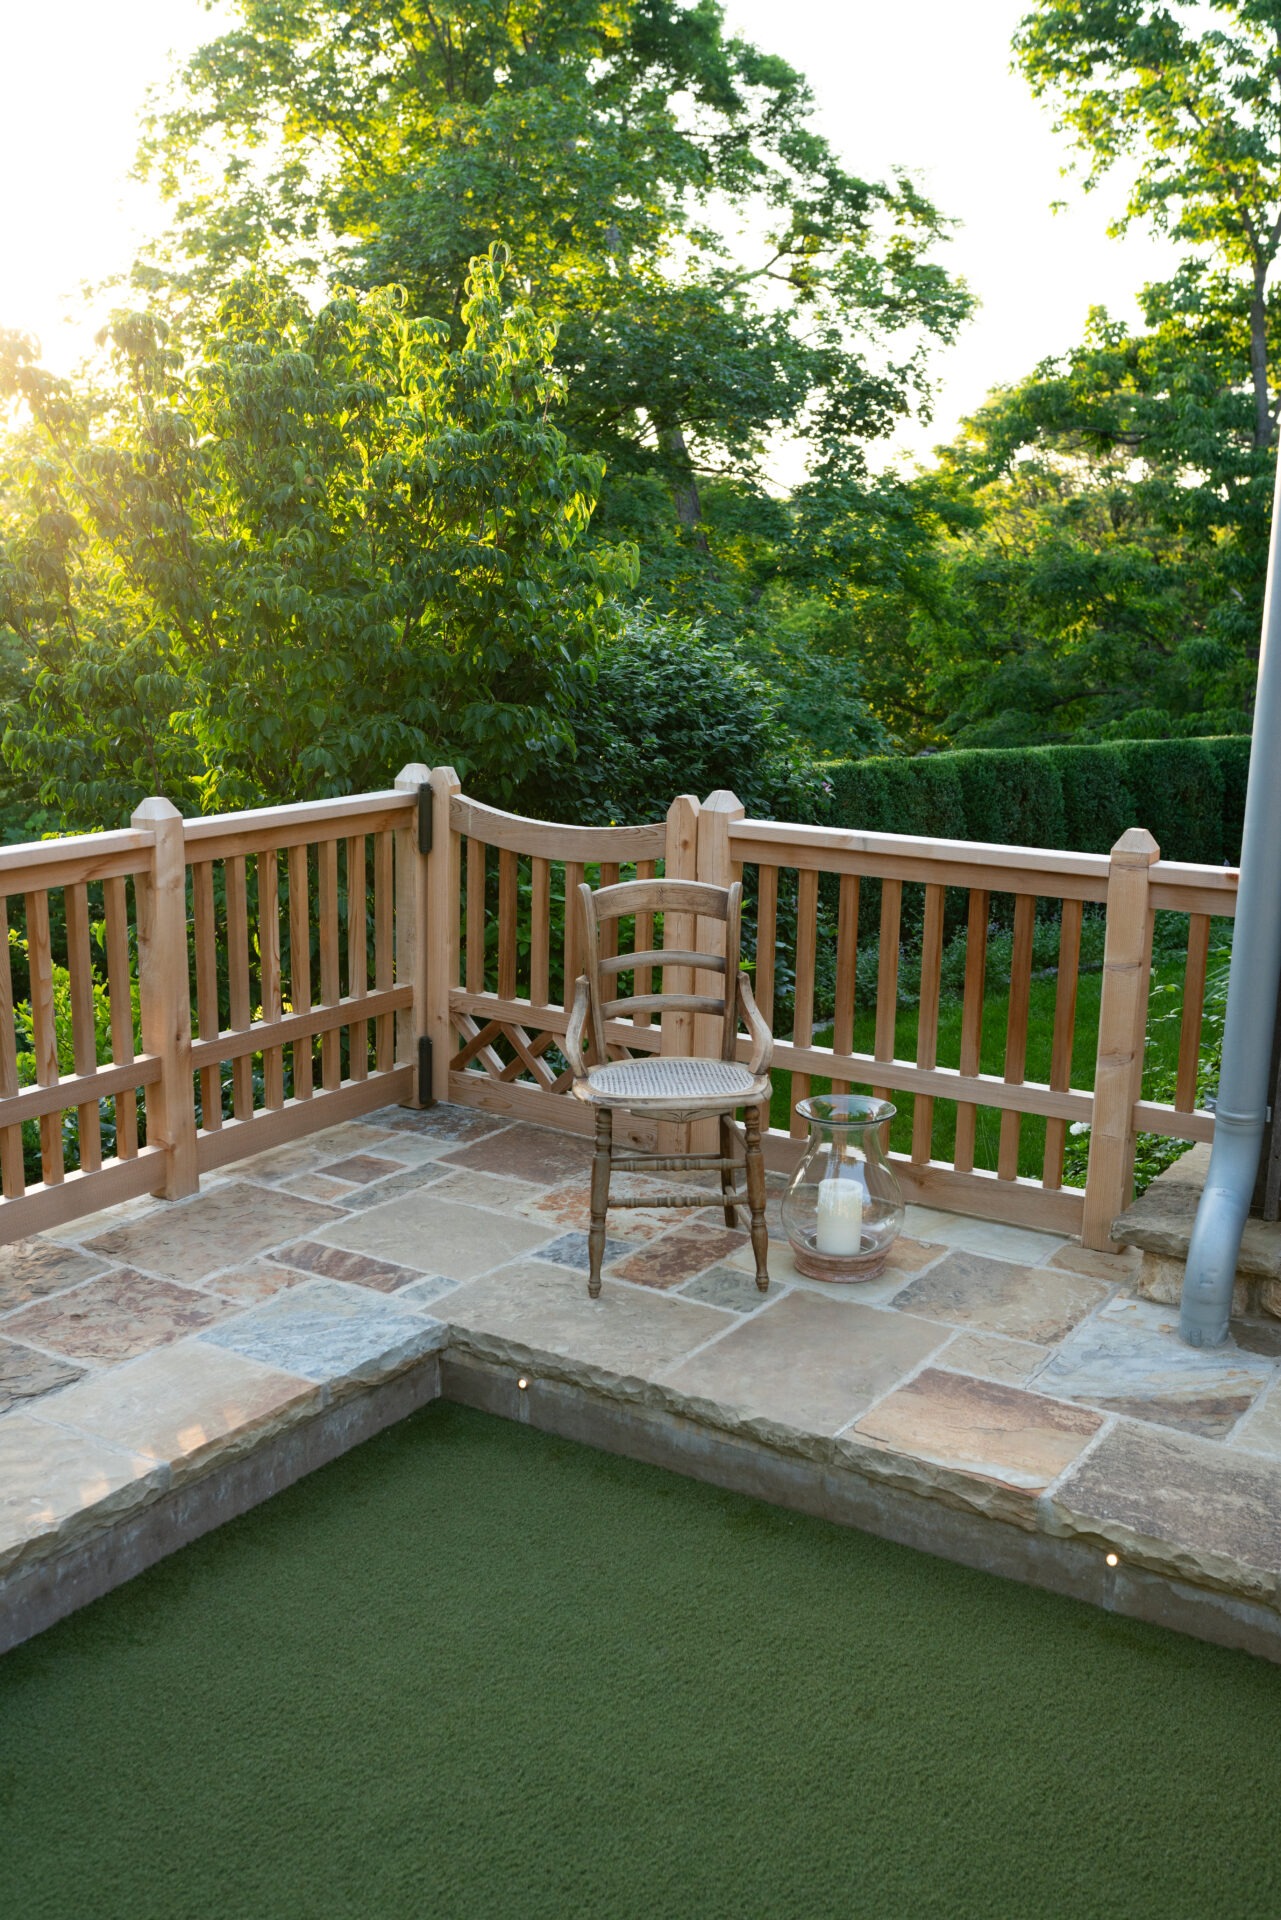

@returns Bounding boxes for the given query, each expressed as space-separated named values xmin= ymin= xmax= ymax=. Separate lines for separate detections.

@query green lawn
xmin=770 ymin=957 xmax=1191 ymax=1181
xmin=2 ymin=1402 xmax=1278 ymax=1920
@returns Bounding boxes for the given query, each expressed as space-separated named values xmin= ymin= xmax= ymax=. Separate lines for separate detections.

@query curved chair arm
xmin=565 ymin=974 xmax=591 ymax=1078
xmin=737 ymin=971 xmax=774 ymax=1076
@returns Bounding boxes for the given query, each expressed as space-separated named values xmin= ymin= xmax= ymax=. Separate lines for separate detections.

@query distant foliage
xmin=0 ymin=252 xmax=635 ymax=823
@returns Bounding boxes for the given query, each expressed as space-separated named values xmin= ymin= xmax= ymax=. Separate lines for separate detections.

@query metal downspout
xmin=1180 ymin=455 xmax=1281 ymax=1347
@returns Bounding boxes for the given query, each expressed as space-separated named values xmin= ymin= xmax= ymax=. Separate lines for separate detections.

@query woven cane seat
xmin=577 ymin=1056 xmax=771 ymax=1110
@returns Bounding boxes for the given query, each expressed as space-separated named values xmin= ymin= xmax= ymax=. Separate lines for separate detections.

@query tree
xmin=0 ymin=252 xmax=636 ymax=823
xmin=136 ymin=0 xmax=972 ymax=578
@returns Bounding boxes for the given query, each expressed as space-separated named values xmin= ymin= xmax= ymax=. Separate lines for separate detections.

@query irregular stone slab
xmin=847 ymin=1368 xmax=1103 ymax=1526
xmin=316 ymin=1189 xmax=554 ymax=1278
xmin=316 ymin=1153 xmax=405 ymax=1185
xmin=267 ymin=1239 xmax=425 ymax=1294
xmin=1045 ymin=1418 xmax=1281 ymax=1598
xmin=937 ymin=1330 xmax=1052 ymax=1388
xmin=610 ymin=1223 xmax=749 ymax=1290
xmin=900 ymin=1206 xmax=1067 ymax=1268
xmin=0 ymin=1410 xmax=163 ymax=1578
xmin=1047 ymin=1242 xmax=1141 ymax=1284
xmin=530 ymin=1231 xmax=633 ymax=1273
xmin=204 ymin=1261 xmax=311 ymax=1304
xmin=725 ymin=1239 xmax=917 ymax=1305
xmin=276 ymin=1173 xmax=359 ymax=1206
xmin=1230 ymin=1379 xmax=1281 ymax=1457
xmin=4 ymin=1269 xmax=227 ymax=1364
xmin=201 ymin=1278 xmax=444 ymax=1386
xmin=0 ymin=1340 xmax=83 ymax=1414
xmin=428 ymin=1169 xmax=551 ymax=1213
xmin=439 ymin=1123 xmax=592 ymax=1186
xmin=678 ymin=1265 xmax=772 ymax=1314
xmin=0 ymin=1239 xmax=107 ymax=1312
xmin=340 ymin=1165 xmax=450 ymax=1211
xmin=892 ymin=1250 xmax=1107 ymax=1344
xmin=520 ymin=1178 xmax=669 ymax=1242
xmin=657 ymin=1292 xmax=949 ymax=1444
xmin=232 ymin=1122 xmax=418 ymax=1182
xmin=81 ymin=1183 xmax=343 ymax=1284
xmin=439 ymin=1260 xmax=730 ymax=1387
xmin=1029 ymin=1296 xmax=1273 ymax=1437
xmin=361 ymin=1102 xmax=510 ymax=1142
xmin=396 ymin=1275 xmax=464 ymax=1312
xmin=40 ymin=1340 xmax=320 ymax=1483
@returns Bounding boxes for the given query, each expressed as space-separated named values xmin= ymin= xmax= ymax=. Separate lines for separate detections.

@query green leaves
xmin=0 ymin=253 xmax=632 ymax=821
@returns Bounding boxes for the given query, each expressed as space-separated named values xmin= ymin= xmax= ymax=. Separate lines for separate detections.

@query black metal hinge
xmin=417 ymin=1035 xmax=435 ymax=1108
xmin=417 ymin=783 xmax=433 ymax=855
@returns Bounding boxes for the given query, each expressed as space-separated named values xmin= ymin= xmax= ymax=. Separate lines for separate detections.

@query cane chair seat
xmin=576 ymin=1056 xmax=772 ymax=1111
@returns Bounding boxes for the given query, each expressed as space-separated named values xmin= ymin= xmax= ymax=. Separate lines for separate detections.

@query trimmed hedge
xmin=818 ymin=738 xmax=1251 ymax=867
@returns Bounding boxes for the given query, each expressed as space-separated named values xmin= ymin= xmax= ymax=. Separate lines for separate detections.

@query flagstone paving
xmin=4 ymin=1102 xmax=1281 ymax=1661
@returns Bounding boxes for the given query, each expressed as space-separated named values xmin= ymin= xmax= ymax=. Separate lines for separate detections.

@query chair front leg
xmin=719 ymin=1113 xmax=739 ymax=1229
xmin=588 ymin=1106 xmax=613 ymax=1298
xmin=743 ymin=1102 xmax=770 ymax=1291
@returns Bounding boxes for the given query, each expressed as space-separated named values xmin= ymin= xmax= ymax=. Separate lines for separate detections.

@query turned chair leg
xmin=588 ymin=1107 xmax=613 ymax=1298
xmin=719 ymin=1113 xmax=739 ymax=1229
xmin=743 ymin=1103 xmax=769 ymax=1291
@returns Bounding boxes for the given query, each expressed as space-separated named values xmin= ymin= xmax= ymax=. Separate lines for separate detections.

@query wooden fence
xmin=0 ymin=766 xmax=1237 ymax=1251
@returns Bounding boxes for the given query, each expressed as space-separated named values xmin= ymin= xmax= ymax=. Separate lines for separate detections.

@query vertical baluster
xmin=0 ymin=898 xmax=24 ymax=1196
xmin=64 ymin=882 xmax=102 ymax=1171
xmin=318 ymin=839 xmax=341 ymax=1089
xmin=598 ymin=862 xmax=619 ymax=969
xmin=790 ymin=867 xmax=818 ymax=1138
xmin=1043 ymin=898 xmax=1083 ymax=1188
xmin=829 ymin=875 xmax=859 ymax=1098
xmin=288 ymin=845 xmax=314 ymax=1100
xmin=103 ymin=877 xmax=138 ymax=1159
xmin=564 ymin=862 xmax=585 ymax=1011
xmin=192 ymin=861 xmax=222 ymax=1130
xmin=374 ymin=830 xmax=394 ymax=1071
xmin=24 ymin=890 xmax=62 ymax=1183
xmin=260 ymin=850 xmax=286 ymax=1107
xmin=872 ymin=879 xmax=902 ymax=1106
xmin=632 ymin=859 xmax=655 ymax=1028
xmin=953 ymin=890 xmax=989 ymax=1173
xmin=530 ymin=856 xmax=551 ymax=1009
xmin=225 ymin=856 xmax=255 ymax=1118
xmin=345 ymin=835 xmax=368 ymax=1081
xmin=997 ymin=893 xmax=1037 ymax=1180
xmin=466 ymin=838 xmax=486 ymax=994
xmin=912 ymin=883 xmax=946 ymax=1165
xmin=498 ymin=847 xmax=518 ymax=1001
xmin=754 ymin=863 xmax=777 ymax=1031
xmin=1176 ymin=913 xmax=1212 ymax=1111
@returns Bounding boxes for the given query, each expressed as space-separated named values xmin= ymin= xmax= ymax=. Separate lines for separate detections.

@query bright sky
xmin=0 ymin=0 xmax=1181 ymax=471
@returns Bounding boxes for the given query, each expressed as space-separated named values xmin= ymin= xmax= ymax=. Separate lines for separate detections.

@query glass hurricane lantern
xmin=781 ymin=1095 xmax=905 ymax=1282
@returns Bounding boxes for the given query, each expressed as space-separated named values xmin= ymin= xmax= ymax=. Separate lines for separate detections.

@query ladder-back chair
xmin=564 ymin=876 xmax=773 ymax=1297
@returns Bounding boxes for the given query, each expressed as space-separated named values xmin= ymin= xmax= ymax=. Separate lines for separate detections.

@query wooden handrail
xmin=451 ymin=792 xmax=668 ymax=861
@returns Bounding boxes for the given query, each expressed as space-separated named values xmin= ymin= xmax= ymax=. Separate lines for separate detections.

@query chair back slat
xmin=577 ymin=878 xmax=745 ymax=1062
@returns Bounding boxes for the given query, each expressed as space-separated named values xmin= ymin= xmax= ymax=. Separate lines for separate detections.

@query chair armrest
xmin=737 ymin=971 xmax=773 ymax=1076
xmin=565 ymin=975 xmax=591 ymax=1078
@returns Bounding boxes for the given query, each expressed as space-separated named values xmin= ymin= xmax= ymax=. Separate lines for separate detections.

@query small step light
xmin=1105 ymin=1553 xmax=1119 ymax=1568
xmin=517 ymin=1377 xmax=529 ymax=1391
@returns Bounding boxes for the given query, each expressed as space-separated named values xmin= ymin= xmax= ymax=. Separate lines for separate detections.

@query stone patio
xmin=5 ymin=1104 xmax=1281 ymax=1660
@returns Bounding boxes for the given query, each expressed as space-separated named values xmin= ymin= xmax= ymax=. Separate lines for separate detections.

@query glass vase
xmin=781 ymin=1095 xmax=905 ymax=1282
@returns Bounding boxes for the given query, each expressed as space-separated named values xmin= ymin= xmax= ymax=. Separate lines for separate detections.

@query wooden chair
xmin=564 ymin=876 xmax=773 ymax=1298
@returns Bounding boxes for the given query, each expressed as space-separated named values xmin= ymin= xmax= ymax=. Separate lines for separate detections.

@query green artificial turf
xmin=3 ymin=1402 xmax=1279 ymax=1920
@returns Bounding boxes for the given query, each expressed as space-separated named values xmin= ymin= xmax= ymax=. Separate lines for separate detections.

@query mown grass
xmin=769 ymin=955 xmax=1193 ymax=1183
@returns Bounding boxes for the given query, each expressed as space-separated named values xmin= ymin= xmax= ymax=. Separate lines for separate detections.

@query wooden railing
xmin=0 ymin=766 xmax=1238 ymax=1251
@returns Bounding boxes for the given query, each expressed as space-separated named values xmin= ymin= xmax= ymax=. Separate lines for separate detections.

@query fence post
xmin=394 ymin=763 xmax=432 ymax=1105
xmin=131 ymin=797 xmax=199 ymax=1200
xmin=425 ymin=765 xmax=461 ymax=1105
xmin=693 ymin=790 xmax=744 ymax=1152
xmin=1082 ymin=827 xmax=1159 ymax=1250
xmin=659 ymin=793 xmax=700 ymax=1155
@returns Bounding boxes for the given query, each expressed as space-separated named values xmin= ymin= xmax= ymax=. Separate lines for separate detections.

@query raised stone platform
xmin=1116 ymin=1142 xmax=1281 ymax=1322
xmin=5 ymin=1108 xmax=1281 ymax=1662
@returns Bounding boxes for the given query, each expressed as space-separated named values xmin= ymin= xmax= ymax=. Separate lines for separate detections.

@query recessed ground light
xmin=517 ymin=1377 xmax=529 ymax=1391
xmin=1105 ymin=1553 xmax=1119 ymax=1568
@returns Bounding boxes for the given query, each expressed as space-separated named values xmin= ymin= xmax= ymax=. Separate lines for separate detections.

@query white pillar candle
xmin=815 ymin=1174 xmax=863 ymax=1255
